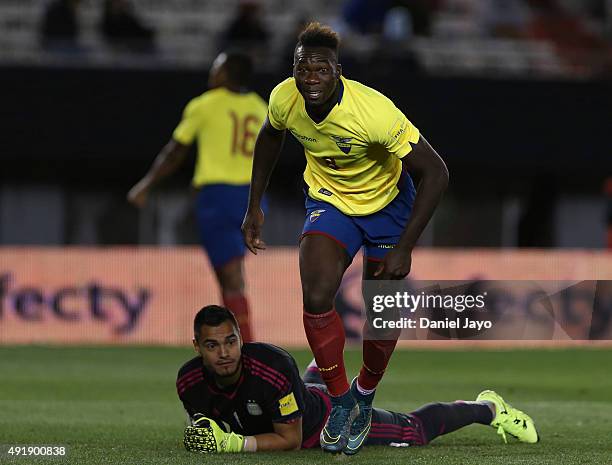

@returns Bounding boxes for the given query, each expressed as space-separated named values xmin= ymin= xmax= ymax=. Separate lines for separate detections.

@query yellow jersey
xmin=268 ymin=76 xmax=420 ymax=216
xmin=173 ymin=87 xmax=268 ymax=187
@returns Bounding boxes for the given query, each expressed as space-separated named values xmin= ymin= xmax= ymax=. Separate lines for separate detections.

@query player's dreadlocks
xmin=296 ymin=22 xmax=340 ymax=56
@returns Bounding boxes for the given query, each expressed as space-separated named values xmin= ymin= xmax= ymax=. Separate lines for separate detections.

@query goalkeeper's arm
xmin=247 ymin=418 xmax=302 ymax=451
xmin=184 ymin=415 xmax=302 ymax=453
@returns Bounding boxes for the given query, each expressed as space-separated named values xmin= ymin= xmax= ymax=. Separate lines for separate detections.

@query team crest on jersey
xmin=309 ymin=209 xmax=326 ymax=223
xmin=330 ymin=135 xmax=353 ymax=154
xmin=246 ymin=400 xmax=263 ymax=416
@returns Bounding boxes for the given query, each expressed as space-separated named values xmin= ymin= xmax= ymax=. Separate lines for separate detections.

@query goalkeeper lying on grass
xmin=177 ymin=305 xmax=539 ymax=454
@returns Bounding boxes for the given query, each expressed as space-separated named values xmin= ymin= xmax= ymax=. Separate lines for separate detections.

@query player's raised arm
xmin=241 ymin=117 xmax=285 ymax=254
xmin=127 ymin=139 xmax=191 ymax=208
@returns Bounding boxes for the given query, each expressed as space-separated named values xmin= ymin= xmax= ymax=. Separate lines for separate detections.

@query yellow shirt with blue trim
xmin=173 ymin=87 xmax=268 ymax=187
xmin=268 ymin=76 xmax=420 ymax=216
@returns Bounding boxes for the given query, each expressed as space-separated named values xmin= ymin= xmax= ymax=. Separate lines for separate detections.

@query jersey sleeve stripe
xmin=242 ymin=362 xmax=290 ymax=391
xmin=243 ymin=355 xmax=290 ymax=382
xmin=177 ymin=366 xmax=201 ymax=380
xmin=243 ymin=364 xmax=289 ymax=392
xmin=405 ymin=414 xmax=428 ymax=445
xmin=243 ymin=355 xmax=291 ymax=386
xmin=177 ymin=377 xmax=204 ymax=396
xmin=177 ymin=368 xmax=203 ymax=386
xmin=176 ymin=373 xmax=204 ymax=391
xmin=242 ymin=358 xmax=290 ymax=391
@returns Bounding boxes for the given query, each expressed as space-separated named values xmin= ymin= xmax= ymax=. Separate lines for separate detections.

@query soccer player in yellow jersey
xmin=128 ymin=52 xmax=267 ymax=342
xmin=242 ymin=23 xmax=449 ymax=454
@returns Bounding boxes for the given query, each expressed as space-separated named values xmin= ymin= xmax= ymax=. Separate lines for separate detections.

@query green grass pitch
xmin=1 ymin=346 xmax=611 ymax=464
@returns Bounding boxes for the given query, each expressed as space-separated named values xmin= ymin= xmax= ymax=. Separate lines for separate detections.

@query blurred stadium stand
xmin=0 ymin=0 xmax=610 ymax=75
xmin=0 ymin=0 xmax=611 ymax=248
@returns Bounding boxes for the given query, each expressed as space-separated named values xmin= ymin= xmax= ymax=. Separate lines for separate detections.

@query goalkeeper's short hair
xmin=194 ymin=305 xmax=240 ymax=341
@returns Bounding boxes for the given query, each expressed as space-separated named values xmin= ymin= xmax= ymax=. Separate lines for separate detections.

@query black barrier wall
xmin=1 ymin=66 xmax=610 ymax=247
xmin=1 ymin=65 xmax=610 ymax=190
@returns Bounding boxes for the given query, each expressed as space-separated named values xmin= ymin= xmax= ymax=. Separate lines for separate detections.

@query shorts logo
xmin=278 ymin=392 xmax=299 ymax=416
xmin=377 ymin=244 xmax=395 ymax=249
xmin=309 ymin=209 xmax=326 ymax=222
xmin=330 ymin=135 xmax=353 ymax=154
xmin=246 ymin=400 xmax=263 ymax=416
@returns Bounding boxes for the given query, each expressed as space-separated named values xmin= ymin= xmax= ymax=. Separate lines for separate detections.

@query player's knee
xmin=219 ymin=279 xmax=244 ymax=295
xmin=417 ymin=402 xmax=452 ymax=428
xmin=424 ymin=402 xmax=447 ymax=414
xmin=412 ymin=402 xmax=448 ymax=442
xmin=216 ymin=262 xmax=245 ymax=293
xmin=303 ymin=288 xmax=336 ymax=314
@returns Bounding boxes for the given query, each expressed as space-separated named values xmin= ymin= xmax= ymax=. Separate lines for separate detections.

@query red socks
xmin=302 ymin=309 xmax=400 ymax=394
xmin=357 ymin=322 xmax=401 ymax=391
xmin=303 ymin=308 xmax=349 ymax=396
xmin=222 ymin=293 xmax=254 ymax=343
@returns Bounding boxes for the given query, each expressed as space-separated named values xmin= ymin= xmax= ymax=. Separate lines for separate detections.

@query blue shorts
xmin=301 ymin=173 xmax=416 ymax=262
xmin=196 ymin=184 xmax=253 ymax=269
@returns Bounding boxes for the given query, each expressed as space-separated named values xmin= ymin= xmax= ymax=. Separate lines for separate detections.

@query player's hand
xmin=241 ymin=208 xmax=266 ymax=254
xmin=127 ymin=180 xmax=150 ymax=208
xmin=374 ymin=248 xmax=412 ymax=280
xmin=184 ymin=415 xmax=244 ymax=453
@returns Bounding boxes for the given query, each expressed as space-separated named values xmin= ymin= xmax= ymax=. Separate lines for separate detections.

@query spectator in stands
xmin=478 ymin=0 xmax=531 ymax=38
xmin=100 ymin=0 xmax=156 ymax=53
xmin=343 ymin=0 xmax=392 ymax=34
xmin=343 ymin=0 xmax=436 ymax=37
xmin=396 ymin=0 xmax=437 ymax=36
xmin=220 ymin=0 xmax=269 ymax=51
xmin=439 ymin=0 xmax=529 ymax=38
xmin=41 ymin=0 xmax=81 ymax=50
xmin=526 ymin=0 xmax=612 ymax=75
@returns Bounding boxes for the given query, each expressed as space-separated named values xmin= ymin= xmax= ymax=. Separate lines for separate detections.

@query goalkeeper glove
xmin=184 ymin=414 xmax=245 ymax=453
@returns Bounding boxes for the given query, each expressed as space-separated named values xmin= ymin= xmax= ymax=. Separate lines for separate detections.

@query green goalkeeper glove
xmin=184 ymin=414 xmax=245 ymax=453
